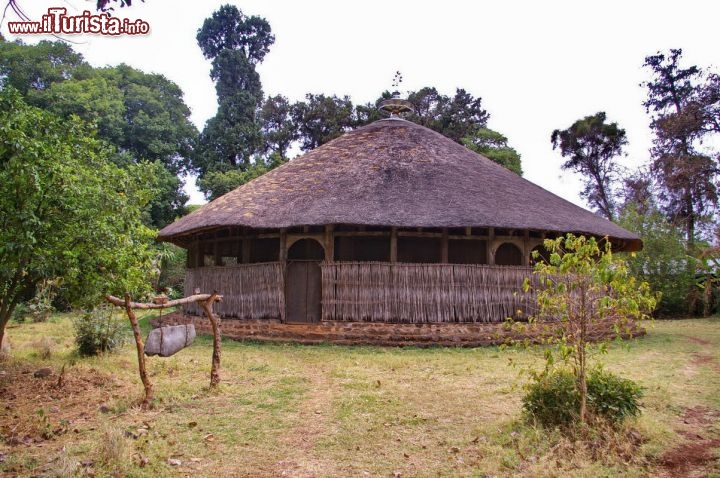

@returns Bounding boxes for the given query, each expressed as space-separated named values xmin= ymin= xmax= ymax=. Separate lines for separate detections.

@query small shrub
xmin=587 ymin=368 xmax=643 ymax=422
xmin=523 ymin=367 xmax=643 ymax=428
xmin=522 ymin=368 xmax=579 ymax=427
xmin=28 ymin=278 xmax=60 ymax=322
xmin=11 ymin=303 xmax=29 ymax=323
xmin=74 ymin=307 xmax=128 ymax=356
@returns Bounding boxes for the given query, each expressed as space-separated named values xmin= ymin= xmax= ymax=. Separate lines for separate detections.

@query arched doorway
xmin=285 ymin=238 xmax=325 ymax=323
xmin=495 ymin=242 xmax=523 ymax=266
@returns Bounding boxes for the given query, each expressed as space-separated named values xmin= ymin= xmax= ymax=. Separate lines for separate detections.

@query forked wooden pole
xmin=198 ymin=292 xmax=222 ymax=387
xmin=123 ymin=294 xmax=154 ymax=409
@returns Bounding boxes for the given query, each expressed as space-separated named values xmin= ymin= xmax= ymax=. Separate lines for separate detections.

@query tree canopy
xmin=0 ymin=88 xmax=157 ymax=346
xmin=551 ymin=112 xmax=627 ymax=221
xmin=0 ymin=38 xmax=198 ymax=228
xmin=642 ymin=49 xmax=719 ymax=250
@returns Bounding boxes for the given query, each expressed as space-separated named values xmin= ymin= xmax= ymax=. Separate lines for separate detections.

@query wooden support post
xmin=441 ymin=228 xmax=449 ymax=263
xmin=324 ymin=224 xmax=335 ymax=262
xmin=123 ymin=294 xmax=154 ymax=409
xmin=198 ymin=292 xmax=222 ymax=388
xmin=488 ymin=227 xmax=495 ymax=265
xmin=524 ymin=230 xmax=531 ymax=266
xmin=390 ymin=227 xmax=398 ymax=263
xmin=279 ymin=228 xmax=287 ymax=262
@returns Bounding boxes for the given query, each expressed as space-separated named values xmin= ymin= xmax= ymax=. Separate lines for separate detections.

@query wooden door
xmin=285 ymin=261 xmax=322 ymax=323
xmin=285 ymin=239 xmax=325 ymax=323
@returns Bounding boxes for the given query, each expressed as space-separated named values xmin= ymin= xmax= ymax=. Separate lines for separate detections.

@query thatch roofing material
xmin=159 ymin=118 xmax=640 ymax=250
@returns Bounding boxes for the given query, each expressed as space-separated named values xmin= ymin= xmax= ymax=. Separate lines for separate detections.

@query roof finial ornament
xmin=379 ymin=70 xmax=414 ymax=118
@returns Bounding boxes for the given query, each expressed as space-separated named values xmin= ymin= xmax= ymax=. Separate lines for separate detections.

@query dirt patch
xmin=681 ymin=406 xmax=720 ymax=428
xmin=657 ymin=407 xmax=720 ymax=477
xmin=683 ymin=335 xmax=713 ymax=346
xmin=0 ymin=362 xmax=132 ymax=446
xmin=659 ymin=439 xmax=720 ymax=476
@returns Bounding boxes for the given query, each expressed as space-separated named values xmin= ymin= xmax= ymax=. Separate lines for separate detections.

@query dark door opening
xmin=285 ymin=238 xmax=324 ymax=323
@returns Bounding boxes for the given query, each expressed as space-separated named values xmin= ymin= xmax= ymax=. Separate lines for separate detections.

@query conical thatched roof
xmin=159 ymin=118 xmax=641 ymax=250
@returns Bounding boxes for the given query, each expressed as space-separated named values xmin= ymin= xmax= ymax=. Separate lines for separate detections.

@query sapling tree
xmin=525 ymin=234 xmax=657 ymax=425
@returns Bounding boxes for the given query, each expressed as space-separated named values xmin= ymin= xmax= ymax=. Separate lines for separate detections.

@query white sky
xmin=3 ymin=0 xmax=719 ymax=207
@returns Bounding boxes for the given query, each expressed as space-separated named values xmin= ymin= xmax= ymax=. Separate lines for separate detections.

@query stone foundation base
xmin=151 ymin=313 xmax=646 ymax=347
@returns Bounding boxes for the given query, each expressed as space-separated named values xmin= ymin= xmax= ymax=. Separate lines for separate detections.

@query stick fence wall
xmin=183 ymin=263 xmax=284 ymax=319
xmin=184 ymin=262 xmax=537 ymax=323
xmin=321 ymin=262 xmax=537 ymax=323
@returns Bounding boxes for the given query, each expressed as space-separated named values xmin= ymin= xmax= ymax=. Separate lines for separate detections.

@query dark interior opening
xmin=288 ymin=238 xmax=325 ymax=261
xmin=448 ymin=239 xmax=488 ymax=264
xmin=217 ymin=240 xmax=241 ymax=266
xmin=334 ymin=236 xmax=390 ymax=261
xmin=495 ymin=242 xmax=523 ymax=266
xmin=397 ymin=237 xmax=442 ymax=263
xmin=248 ymin=238 xmax=280 ymax=263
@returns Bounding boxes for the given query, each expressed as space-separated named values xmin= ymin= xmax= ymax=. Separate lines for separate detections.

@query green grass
xmin=1 ymin=315 xmax=719 ymax=477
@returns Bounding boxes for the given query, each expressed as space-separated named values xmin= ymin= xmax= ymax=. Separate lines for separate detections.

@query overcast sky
xmin=3 ymin=0 xmax=719 ymax=207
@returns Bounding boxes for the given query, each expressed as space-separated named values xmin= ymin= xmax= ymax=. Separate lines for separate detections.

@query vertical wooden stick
xmin=198 ymin=292 xmax=222 ymax=387
xmin=124 ymin=294 xmax=154 ymax=409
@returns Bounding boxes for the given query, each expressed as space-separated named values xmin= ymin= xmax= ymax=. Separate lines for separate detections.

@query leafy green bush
xmin=587 ymin=368 xmax=643 ymax=422
xmin=73 ymin=307 xmax=129 ymax=356
xmin=617 ymin=206 xmax=694 ymax=315
xmin=11 ymin=303 xmax=29 ymax=323
xmin=523 ymin=368 xmax=643 ymax=428
xmin=522 ymin=368 xmax=579 ymax=427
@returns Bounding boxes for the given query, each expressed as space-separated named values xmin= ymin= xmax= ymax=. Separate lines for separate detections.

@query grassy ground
xmin=1 ymin=314 xmax=719 ymax=477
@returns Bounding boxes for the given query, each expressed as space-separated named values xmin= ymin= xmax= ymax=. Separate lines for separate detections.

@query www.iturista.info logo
xmin=8 ymin=8 xmax=150 ymax=35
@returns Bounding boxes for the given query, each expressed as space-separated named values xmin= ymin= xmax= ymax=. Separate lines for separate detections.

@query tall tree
xmin=550 ymin=112 xmax=627 ymax=221
xmin=0 ymin=88 xmax=157 ymax=347
xmin=642 ymin=49 xmax=720 ymax=250
xmin=194 ymin=4 xmax=274 ymax=197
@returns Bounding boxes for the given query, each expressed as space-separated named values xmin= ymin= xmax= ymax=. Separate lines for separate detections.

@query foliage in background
xmin=522 ymin=366 xmax=643 ymax=428
xmin=74 ymin=306 xmax=129 ymax=356
xmin=524 ymin=234 xmax=656 ymax=425
xmin=193 ymin=4 xmax=273 ymax=198
xmin=0 ymin=38 xmax=198 ymax=228
xmin=155 ymin=243 xmax=187 ymax=299
xmin=0 ymin=88 xmax=157 ymax=348
xmin=192 ymin=6 xmax=526 ymax=201
xmin=196 ymin=152 xmax=286 ymax=200
xmin=618 ymin=204 xmax=695 ymax=315
xmin=462 ymin=127 xmax=523 ymax=175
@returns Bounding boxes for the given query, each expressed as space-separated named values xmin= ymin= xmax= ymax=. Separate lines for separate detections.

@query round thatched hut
xmin=158 ymin=113 xmax=641 ymax=345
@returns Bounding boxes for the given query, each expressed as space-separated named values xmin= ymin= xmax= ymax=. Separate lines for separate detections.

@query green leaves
xmin=550 ymin=112 xmax=626 ymax=220
xmin=0 ymin=89 xmax=157 ymax=331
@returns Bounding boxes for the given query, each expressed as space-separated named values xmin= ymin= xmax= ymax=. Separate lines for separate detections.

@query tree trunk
xmin=578 ymin=284 xmax=588 ymax=425
xmin=0 ymin=300 xmax=21 ymax=355
xmin=0 ymin=315 xmax=8 ymax=355
xmin=123 ymin=294 xmax=154 ymax=409
xmin=199 ymin=292 xmax=222 ymax=387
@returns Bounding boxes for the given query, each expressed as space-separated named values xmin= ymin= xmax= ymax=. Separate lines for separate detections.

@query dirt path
xmin=274 ymin=367 xmax=337 ymax=477
xmin=656 ymin=335 xmax=720 ymax=477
